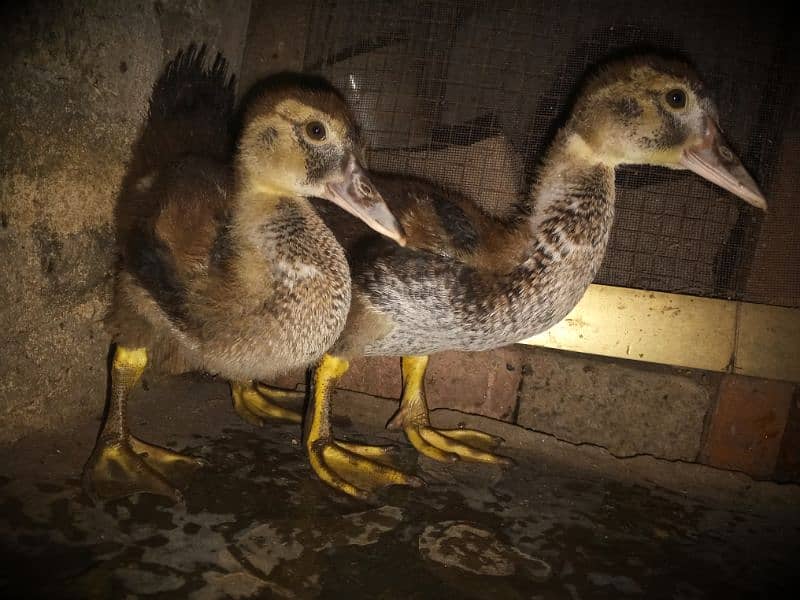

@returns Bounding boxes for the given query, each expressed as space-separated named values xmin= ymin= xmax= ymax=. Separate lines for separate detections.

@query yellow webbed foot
xmin=231 ymin=381 xmax=303 ymax=426
xmin=83 ymin=436 xmax=204 ymax=502
xmin=83 ymin=345 xmax=204 ymax=502
xmin=394 ymin=355 xmax=514 ymax=466
xmin=305 ymin=354 xmax=423 ymax=499
xmin=400 ymin=421 xmax=512 ymax=465
xmin=308 ymin=438 xmax=423 ymax=500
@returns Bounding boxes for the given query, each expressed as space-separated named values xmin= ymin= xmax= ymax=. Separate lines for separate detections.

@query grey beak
xmin=322 ymin=155 xmax=406 ymax=245
xmin=681 ymin=117 xmax=767 ymax=210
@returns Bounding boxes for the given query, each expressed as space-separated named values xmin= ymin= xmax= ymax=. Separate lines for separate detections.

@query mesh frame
xmin=303 ymin=0 xmax=798 ymax=307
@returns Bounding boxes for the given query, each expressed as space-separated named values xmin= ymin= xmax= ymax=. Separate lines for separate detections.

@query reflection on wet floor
xmin=1 ymin=381 xmax=798 ymax=599
xmin=0 ymin=424 xmax=796 ymax=599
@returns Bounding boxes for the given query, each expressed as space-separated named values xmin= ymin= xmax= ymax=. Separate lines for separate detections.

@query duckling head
xmin=237 ymin=74 xmax=406 ymax=244
xmin=569 ymin=55 xmax=767 ymax=210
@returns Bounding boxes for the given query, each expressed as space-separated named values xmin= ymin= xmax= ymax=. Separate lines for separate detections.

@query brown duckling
xmin=250 ymin=54 xmax=767 ymax=499
xmin=83 ymin=48 xmax=405 ymax=501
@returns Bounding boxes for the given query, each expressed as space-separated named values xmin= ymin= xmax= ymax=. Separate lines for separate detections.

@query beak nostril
xmin=718 ymin=146 xmax=734 ymax=162
xmin=356 ymin=180 xmax=374 ymax=196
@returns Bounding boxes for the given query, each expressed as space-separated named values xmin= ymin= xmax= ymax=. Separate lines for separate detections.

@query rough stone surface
xmin=0 ymin=1 xmax=251 ymax=444
xmin=516 ymin=347 xmax=715 ymax=461
xmin=237 ymin=0 xmax=309 ymax=95
xmin=701 ymin=374 xmax=794 ymax=478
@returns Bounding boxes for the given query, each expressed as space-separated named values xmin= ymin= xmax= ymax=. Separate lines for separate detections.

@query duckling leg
xmin=387 ymin=355 xmax=513 ymax=465
xmin=305 ymin=354 xmax=424 ymax=499
xmin=231 ymin=381 xmax=303 ymax=426
xmin=82 ymin=346 xmax=204 ymax=502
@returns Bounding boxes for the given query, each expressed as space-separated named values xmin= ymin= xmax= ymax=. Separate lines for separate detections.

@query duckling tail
xmin=126 ymin=43 xmax=236 ymax=183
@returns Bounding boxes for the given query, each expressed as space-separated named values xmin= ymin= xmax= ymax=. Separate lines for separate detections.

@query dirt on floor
xmin=1 ymin=374 xmax=798 ymax=599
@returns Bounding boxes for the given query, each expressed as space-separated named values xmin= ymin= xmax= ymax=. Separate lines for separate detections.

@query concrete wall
xmin=0 ymin=0 xmax=251 ymax=444
xmin=237 ymin=0 xmax=309 ymax=94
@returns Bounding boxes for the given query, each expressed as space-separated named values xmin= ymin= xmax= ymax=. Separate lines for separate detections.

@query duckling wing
xmin=124 ymin=45 xmax=235 ymax=187
xmin=113 ymin=45 xmax=237 ymax=332
xmin=313 ymin=173 xmax=524 ymax=273
xmin=120 ymin=157 xmax=232 ymax=329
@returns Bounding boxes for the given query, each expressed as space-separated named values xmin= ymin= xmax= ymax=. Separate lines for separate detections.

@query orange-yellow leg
xmin=231 ymin=381 xmax=303 ymax=426
xmin=387 ymin=355 xmax=513 ymax=465
xmin=82 ymin=346 xmax=204 ymax=502
xmin=304 ymin=354 xmax=423 ymax=499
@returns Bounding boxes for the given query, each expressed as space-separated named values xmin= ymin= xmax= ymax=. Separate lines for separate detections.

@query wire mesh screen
xmin=302 ymin=0 xmax=798 ymax=307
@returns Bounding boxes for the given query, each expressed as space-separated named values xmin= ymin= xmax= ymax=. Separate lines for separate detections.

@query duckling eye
xmin=665 ymin=88 xmax=686 ymax=109
xmin=305 ymin=121 xmax=327 ymax=141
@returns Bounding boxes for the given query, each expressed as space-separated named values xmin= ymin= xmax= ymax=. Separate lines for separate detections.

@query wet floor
xmin=1 ymin=375 xmax=798 ymax=599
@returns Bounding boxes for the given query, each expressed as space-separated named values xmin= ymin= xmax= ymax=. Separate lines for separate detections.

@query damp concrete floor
xmin=1 ymin=374 xmax=799 ymax=599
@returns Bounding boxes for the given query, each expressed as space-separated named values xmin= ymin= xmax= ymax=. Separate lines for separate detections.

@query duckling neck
xmin=229 ymin=187 xmax=346 ymax=282
xmin=490 ymin=130 xmax=616 ymax=337
xmin=524 ymin=131 xmax=616 ymax=272
xmin=222 ymin=186 xmax=351 ymax=365
xmin=529 ymin=132 xmax=615 ymax=234
xmin=230 ymin=184 xmax=284 ymax=238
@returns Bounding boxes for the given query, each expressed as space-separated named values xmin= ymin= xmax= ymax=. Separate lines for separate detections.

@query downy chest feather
xmin=238 ymin=199 xmax=351 ymax=324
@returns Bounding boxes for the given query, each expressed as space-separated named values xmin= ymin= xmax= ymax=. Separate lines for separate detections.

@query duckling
xmin=248 ymin=53 xmax=767 ymax=499
xmin=83 ymin=47 xmax=405 ymax=502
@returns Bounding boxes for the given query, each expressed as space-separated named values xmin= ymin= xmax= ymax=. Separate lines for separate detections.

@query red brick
xmin=264 ymin=357 xmax=402 ymax=398
xmin=424 ymin=348 xmax=522 ymax=421
xmin=270 ymin=367 xmax=306 ymax=391
xmin=263 ymin=348 xmax=524 ymax=422
xmin=339 ymin=356 xmax=402 ymax=399
xmin=701 ymin=374 xmax=793 ymax=478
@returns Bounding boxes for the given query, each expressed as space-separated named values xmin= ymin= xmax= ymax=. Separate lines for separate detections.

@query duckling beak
xmin=323 ymin=156 xmax=406 ymax=245
xmin=680 ymin=118 xmax=767 ymax=210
